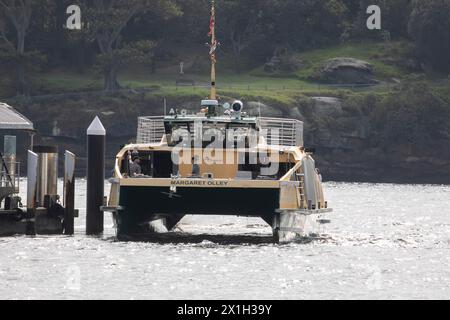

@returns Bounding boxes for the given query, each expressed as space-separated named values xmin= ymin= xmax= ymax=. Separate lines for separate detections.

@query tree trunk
xmin=232 ymin=44 xmax=242 ymax=73
xmin=16 ymin=28 xmax=28 ymax=95
xmin=52 ymin=0 xmax=67 ymax=64
xmin=16 ymin=63 xmax=28 ymax=95
xmin=17 ymin=28 xmax=25 ymax=54
xmin=230 ymin=32 xmax=243 ymax=73
xmin=233 ymin=55 xmax=241 ymax=73
xmin=104 ymin=67 xmax=120 ymax=93
xmin=75 ymin=38 xmax=91 ymax=73
xmin=151 ymin=57 xmax=157 ymax=74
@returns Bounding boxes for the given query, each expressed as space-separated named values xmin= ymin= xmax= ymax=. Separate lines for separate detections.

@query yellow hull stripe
xmin=119 ymin=178 xmax=280 ymax=189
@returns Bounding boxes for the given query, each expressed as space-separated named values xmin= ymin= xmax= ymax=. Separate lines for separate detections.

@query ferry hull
xmin=115 ymin=186 xmax=280 ymax=237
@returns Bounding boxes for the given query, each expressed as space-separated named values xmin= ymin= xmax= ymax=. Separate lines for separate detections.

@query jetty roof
xmin=0 ymin=103 xmax=34 ymax=131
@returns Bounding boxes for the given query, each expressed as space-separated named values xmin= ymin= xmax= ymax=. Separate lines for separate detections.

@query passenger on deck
xmin=191 ymin=156 xmax=200 ymax=177
xmin=129 ymin=157 xmax=142 ymax=177
xmin=171 ymin=151 xmax=180 ymax=177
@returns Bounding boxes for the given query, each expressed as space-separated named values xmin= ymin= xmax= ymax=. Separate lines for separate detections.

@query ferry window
xmin=120 ymin=158 xmax=129 ymax=176
xmin=277 ymin=162 xmax=295 ymax=179
xmin=238 ymin=152 xmax=259 ymax=180
xmin=138 ymin=152 xmax=153 ymax=177
xmin=153 ymin=152 xmax=173 ymax=178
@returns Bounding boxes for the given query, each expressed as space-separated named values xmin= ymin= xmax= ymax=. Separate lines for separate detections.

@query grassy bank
xmin=17 ymin=40 xmax=445 ymax=107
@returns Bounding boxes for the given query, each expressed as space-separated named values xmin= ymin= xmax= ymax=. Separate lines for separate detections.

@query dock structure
xmin=0 ymin=103 xmax=35 ymax=131
xmin=0 ymin=103 xmax=78 ymax=237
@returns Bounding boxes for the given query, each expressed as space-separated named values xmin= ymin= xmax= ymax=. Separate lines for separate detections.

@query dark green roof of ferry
xmin=164 ymin=115 xmax=258 ymax=125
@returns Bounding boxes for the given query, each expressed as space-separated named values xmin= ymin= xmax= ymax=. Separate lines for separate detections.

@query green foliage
xmin=216 ymin=0 xmax=268 ymax=72
xmin=344 ymin=0 xmax=412 ymax=41
xmin=341 ymin=92 xmax=381 ymax=116
xmin=0 ymin=0 xmax=47 ymax=94
xmin=409 ymin=0 xmax=450 ymax=72
xmin=0 ymin=0 xmax=449 ymax=100
xmin=95 ymin=40 xmax=155 ymax=74
xmin=258 ymin=41 xmax=409 ymax=81
xmin=371 ymin=82 xmax=450 ymax=146
xmin=266 ymin=0 xmax=348 ymax=50
xmin=78 ymin=0 xmax=180 ymax=91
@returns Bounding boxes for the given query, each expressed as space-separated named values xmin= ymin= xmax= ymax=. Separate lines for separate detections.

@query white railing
xmin=259 ymin=117 xmax=304 ymax=147
xmin=137 ymin=116 xmax=166 ymax=144
xmin=136 ymin=116 xmax=304 ymax=147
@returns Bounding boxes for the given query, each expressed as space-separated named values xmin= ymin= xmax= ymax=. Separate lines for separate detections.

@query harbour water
xmin=0 ymin=180 xmax=449 ymax=300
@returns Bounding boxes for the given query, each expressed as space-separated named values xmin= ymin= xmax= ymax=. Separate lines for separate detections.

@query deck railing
xmin=137 ymin=116 xmax=166 ymax=144
xmin=136 ymin=116 xmax=304 ymax=147
xmin=259 ymin=117 xmax=304 ymax=147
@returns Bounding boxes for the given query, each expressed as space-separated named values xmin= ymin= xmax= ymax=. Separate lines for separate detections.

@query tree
xmin=409 ymin=0 xmax=450 ymax=72
xmin=82 ymin=0 xmax=180 ymax=92
xmin=266 ymin=0 xmax=348 ymax=50
xmin=376 ymin=82 xmax=450 ymax=148
xmin=0 ymin=0 xmax=44 ymax=95
xmin=217 ymin=0 xmax=265 ymax=73
xmin=342 ymin=0 xmax=413 ymax=42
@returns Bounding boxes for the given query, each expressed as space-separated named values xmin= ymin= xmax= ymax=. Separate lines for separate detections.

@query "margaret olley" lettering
xmin=171 ymin=179 xmax=229 ymax=187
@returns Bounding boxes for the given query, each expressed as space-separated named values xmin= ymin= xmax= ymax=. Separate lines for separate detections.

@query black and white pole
xmin=86 ymin=116 xmax=106 ymax=235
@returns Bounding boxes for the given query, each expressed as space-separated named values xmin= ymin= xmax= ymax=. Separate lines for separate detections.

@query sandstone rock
xmin=287 ymin=107 xmax=303 ymax=120
xmin=264 ymin=55 xmax=306 ymax=74
xmin=314 ymin=58 xmax=378 ymax=84
xmin=311 ymin=97 xmax=343 ymax=117
xmin=264 ymin=56 xmax=282 ymax=73
xmin=246 ymin=101 xmax=283 ymax=117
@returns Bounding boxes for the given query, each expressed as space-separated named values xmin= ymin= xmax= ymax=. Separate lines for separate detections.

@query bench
xmin=176 ymin=79 xmax=196 ymax=87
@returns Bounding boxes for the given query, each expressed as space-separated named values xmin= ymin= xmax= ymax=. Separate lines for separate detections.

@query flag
xmin=208 ymin=8 xmax=215 ymax=37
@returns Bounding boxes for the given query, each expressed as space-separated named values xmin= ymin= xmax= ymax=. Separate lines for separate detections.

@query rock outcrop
xmin=313 ymin=58 xmax=378 ymax=84
xmin=264 ymin=55 xmax=306 ymax=74
xmin=7 ymin=91 xmax=450 ymax=184
xmin=246 ymin=101 xmax=283 ymax=117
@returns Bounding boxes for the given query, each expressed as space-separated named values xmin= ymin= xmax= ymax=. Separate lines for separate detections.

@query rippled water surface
xmin=0 ymin=180 xmax=449 ymax=299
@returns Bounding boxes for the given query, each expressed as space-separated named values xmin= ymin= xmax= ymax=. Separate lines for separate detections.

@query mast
xmin=208 ymin=0 xmax=217 ymax=100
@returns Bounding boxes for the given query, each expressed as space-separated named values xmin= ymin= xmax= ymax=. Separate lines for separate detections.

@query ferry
xmin=105 ymin=1 xmax=332 ymax=243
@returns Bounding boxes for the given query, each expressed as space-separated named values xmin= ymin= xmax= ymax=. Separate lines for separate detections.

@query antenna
xmin=208 ymin=0 xmax=217 ymax=100
xmin=164 ymin=98 xmax=167 ymax=116
xmin=258 ymin=101 xmax=262 ymax=118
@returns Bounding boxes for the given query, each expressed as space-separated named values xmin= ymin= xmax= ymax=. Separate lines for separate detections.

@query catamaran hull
xmin=114 ymin=185 xmax=280 ymax=238
xmin=111 ymin=185 xmax=329 ymax=242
